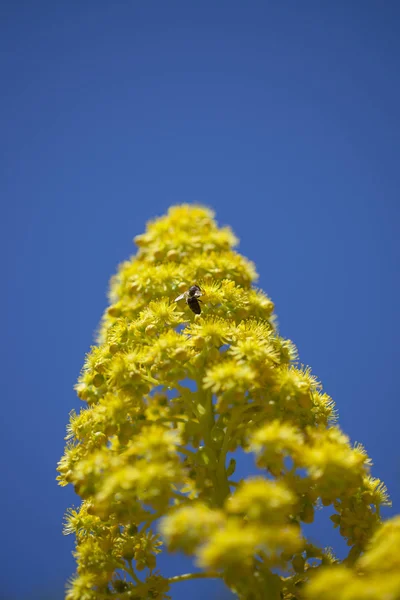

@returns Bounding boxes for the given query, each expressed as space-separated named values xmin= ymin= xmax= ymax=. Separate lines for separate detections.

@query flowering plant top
xmin=58 ymin=205 xmax=397 ymax=600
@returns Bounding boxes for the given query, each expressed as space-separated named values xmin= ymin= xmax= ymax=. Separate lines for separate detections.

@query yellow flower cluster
xmin=305 ymin=516 xmax=400 ymax=600
xmin=160 ymin=479 xmax=302 ymax=598
xmin=58 ymin=205 xmax=395 ymax=599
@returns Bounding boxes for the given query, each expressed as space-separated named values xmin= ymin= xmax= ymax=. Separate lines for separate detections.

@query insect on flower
xmin=175 ymin=285 xmax=203 ymax=315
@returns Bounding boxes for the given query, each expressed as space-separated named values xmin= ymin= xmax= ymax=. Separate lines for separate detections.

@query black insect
xmin=175 ymin=285 xmax=203 ymax=314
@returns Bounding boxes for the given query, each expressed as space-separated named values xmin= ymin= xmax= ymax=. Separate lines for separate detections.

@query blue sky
xmin=1 ymin=2 xmax=399 ymax=598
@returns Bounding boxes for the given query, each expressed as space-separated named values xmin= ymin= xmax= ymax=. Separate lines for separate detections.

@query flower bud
xmin=93 ymin=373 xmax=104 ymax=387
xmin=292 ymin=554 xmax=305 ymax=573
xmin=226 ymin=458 xmax=236 ymax=477
xmin=167 ymin=249 xmax=179 ymax=261
xmin=145 ymin=324 xmax=157 ymax=336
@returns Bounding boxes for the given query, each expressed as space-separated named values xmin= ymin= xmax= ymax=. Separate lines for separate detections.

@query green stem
xmin=168 ymin=571 xmax=222 ymax=584
xmin=176 ymin=382 xmax=194 ymax=396
xmin=215 ymin=404 xmax=250 ymax=504
xmin=143 ymin=373 xmax=161 ymax=387
xmin=154 ymin=416 xmax=188 ymax=425
xmin=125 ymin=561 xmax=142 ymax=584
xmin=176 ymin=383 xmax=201 ymax=420
xmin=142 ymin=512 xmax=162 ymax=530
xmin=215 ymin=419 xmax=233 ymax=504
xmin=178 ymin=446 xmax=197 ymax=457
xmin=228 ymin=480 xmax=240 ymax=487
xmin=195 ymin=381 xmax=224 ymax=505
xmin=201 ymin=389 xmax=215 ymax=446
xmin=171 ymin=490 xmax=191 ymax=502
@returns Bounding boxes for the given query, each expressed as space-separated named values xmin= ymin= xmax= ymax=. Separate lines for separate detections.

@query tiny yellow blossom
xmin=185 ymin=316 xmax=231 ymax=349
xmin=305 ymin=517 xmax=400 ymax=600
xmin=66 ymin=573 xmax=98 ymax=600
xmin=197 ymin=519 xmax=303 ymax=572
xmin=248 ymin=420 xmax=303 ymax=475
xmin=127 ymin=424 xmax=182 ymax=461
xmin=226 ymin=477 xmax=296 ymax=522
xmin=160 ymin=504 xmax=225 ymax=553
xmin=299 ymin=427 xmax=370 ymax=502
xmin=203 ymin=359 xmax=256 ymax=394
xmin=358 ymin=515 xmax=400 ymax=573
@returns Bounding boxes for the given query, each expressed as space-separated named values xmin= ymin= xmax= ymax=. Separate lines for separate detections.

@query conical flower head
xmin=58 ymin=204 xmax=392 ymax=600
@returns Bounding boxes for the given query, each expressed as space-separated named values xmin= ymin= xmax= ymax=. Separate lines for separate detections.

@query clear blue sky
xmin=1 ymin=2 xmax=399 ymax=599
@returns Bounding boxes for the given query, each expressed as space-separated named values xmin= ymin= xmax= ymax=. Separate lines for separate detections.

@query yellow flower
xmin=358 ymin=515 xmax=400 ymax=573
xmin=95 ymin=461 xmax=183 ymax=514
xmin=361 ymin=476 xmax=391 ymax=510
xmin=128 ymin=425 xmax=182 ymax=461
xmin=248 ymin=420 xmax=303 ymax=475
xmin=275 ymin=366 xmax=320 ymax=412
xmin=73 ymin=537 xmax=122 ymax=580
xmin=187 ymin=251 xmax=257 ymax=286
xmin=129 ymin=530 xmax=163 ymax=571
xmin=197 ymin=520 xmax=263 ymax=571
xmin=311 ymin=391 xmax=337 ymax=425
xmin=246 ymin=288 xmax=275 ymax=320
xmin=147 ymin=330 xmax=194 ymax=366
xmin=185 ymin=316 xmax=231 ymax=349
xmin=160 ymin=504 xmax=225 ymax=553
xmin=66 ymin=573 xmax=98 ymax=600
xmin=300 ymin=427 xmax=369 ymax=501
xmin=305 ymin=518 xmax=400 ymax=600
xmin=226 ymin=477 xmax=296 ymax=522
xmin=62 ymin=502 xmax=104 ymax=539
xmin=203 ymin=359 xmax=256 ymax=394
xmin=229 ymin=330 xmax=279 ymax=367
xmin=197 ymin=519 xmax=302 ymax=571
xmin=305 ymin=566 xmax=357 ymax=600
xmin=136 ymin=299 xmax=183 ymax=330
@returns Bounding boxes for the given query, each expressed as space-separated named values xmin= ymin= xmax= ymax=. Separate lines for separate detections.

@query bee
xmin=175 ymin=285 xmax=203 ymax=315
